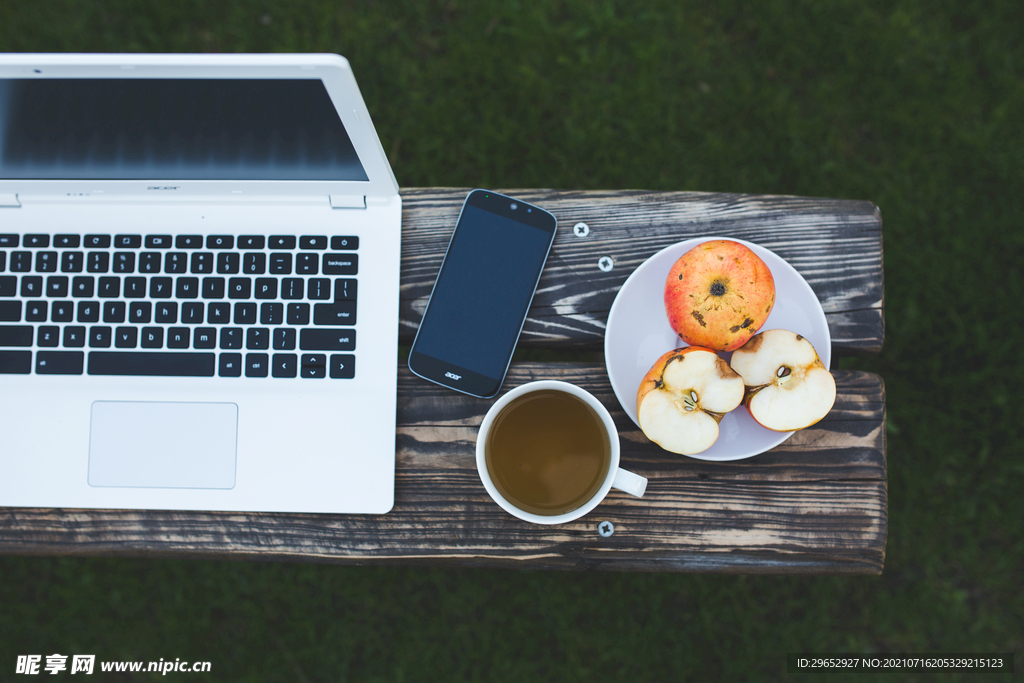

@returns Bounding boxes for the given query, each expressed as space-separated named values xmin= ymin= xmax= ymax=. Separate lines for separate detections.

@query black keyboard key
xmin=37 ymin=351 xmax=84 ymax=375
xmin=238 ymin=235 xmax=265 ymax=250
xmin=300 ymin=236 xmax=328 ymax=250
xmin=21 ymin=275 xmax=43 ymax=298
xmin=300 ymin=329 xmax=356 ymax=351
xmin=219 ymin=352 xmax=242 ymax=377
xmin=181 ymin=302 xmax=204 ymax=324
xmin=269 ymin=236 xmax=296 ymax=249
xmin=0 ymin=276 xmax=15 ymax=296
xmin=313 ymin=302 xmax=357 ymax=326
xmin=141 ymin=327 xmax=163 ymax=348
xmin=63 ymin=326 xmax=86 ymax=348
xmin=25 ymin=301 xmax=47 ymax=322
xmin=176 ymin=277 xmax=199 ymax=299
xmin=217 ymin=252 xmax=240 ymax=274
xmin=84 ymin=235 xmax=111 ymax=248
xmin=129 ymin=302 xmax=152 ymax=324
xmin=330 ymin=236 xmax=359 ymax=251
xmin=234 ymin=302 xmax=257 ymax=325
xmin=0 ymin=350 xmax=31 ymax=374
xmin=272 ymin=353 xmax=298 ymax=378
xmin=54 ymin=235 xmax=81 ymax=248
xmin=24 ymin=234 xmax=50 ymax=248
xmin=322 ymin=254 xmax=359 ymax=275
xmin=51 ymin=302 xmax=74 ymax=323
xmin=0 ymin=234 xmax=19 ymax=248
xmin=77 ymin=301 xmax=99 ymax=323
xmin=206 ymin=235 xmax=234 ymax=250
xmin=167 ymin=327 xmax=190 ymax=349
xmin=0 ymin=252 xmax=5 ymax=272
xmin=269 ymin=253 xmax=292 ymax=274
xmin=246 ymin=353 xmax=269 ymax=377
xmin=115 ymin=235 xmax=142 ymax=249
xmin=228 ymin=277 xmax=251 ymax=299
xmin=0 ymin=325 xmax=32 ymax=346
xmin=191 ymin=252 xmax=214 ymax=274
xmin=10 ymin=252 xmax=31 ymax=272
xmin=207 ymin=303 xmax=231 ymax=324
xmin=72 ymin=276 xmax=95 ymax=298
xmin=220 ymin=327 xmax=242 ymax=349
xmin=246 ymin=327 xmax=269 ymax=350
xmin=335 ymin=278 xmax=357 ymax=301
xmin=254 ymin=278 xmax=277 ymax=299
xmin=87 ymin=252 xmax=110 ymax=273
xmin=242 ymin=253 xmax=266 ymax=275
xmin=273 ymin=328 xmax=296 ymax=350
xmin=155 ymin=301 xmax=178 ymax=324
xmin=115 ymin=327 xmax=138 ymax=348
xmin=89 ymin=326 xmax=112 ymax=348
xmin=307 ymin=278 xmax=331 ymax=300
xmin=90 ymin=351 xmax=216 ymax=377
xmin=61 ymin=251 xmax=84 ymax=272
xmin=98 ymin=277 xmax=120 ymax=298
xmin=330 ymin=354 xmax=355 ymax=379
xmin=287 ymin=303 xmax=310 ymax=326
xmin=176 ymin=235 xmax=203 ymax=249
xmin=0 ymin=300 xmax=21 ymax=322
xmin=260 ymin=302 xmax=283 ymax=325
xmin=281 ymin=278 xmax=304 ymax=300
xmin=38 ymin=326 xmax=59 ymax=347
xmin=46 ymin=275 xmax=69 ymax=297
xmin=300 ymin=353 xmax=327 ymax=378
xmin=35 ymin=251 xmax=58 ymax=272
xmin=149 ymin=277 xmax=173 ymax=299
xmin=202 ymin=277 xmax=225 ymax=299
xmin=296 ymin=253 xmax=318 ymax=274
xmin=145 ymin=235 xmax=172 ymax=249
xmin=113 ymin=252 xmax=136 ymax=273
xmin=103 ymin=301 xmax=126 ymax=323
xmin=139 ymin=252 xmax=162 ymax=273
xmin=164 ymin=252 xmax=187 ymax=274
xmin=194 ymin=327 xmax=216 ymax=349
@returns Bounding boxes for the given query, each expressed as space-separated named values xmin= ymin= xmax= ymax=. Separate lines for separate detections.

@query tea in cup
xmin=476 ymin=380 xmax=647 ymax=525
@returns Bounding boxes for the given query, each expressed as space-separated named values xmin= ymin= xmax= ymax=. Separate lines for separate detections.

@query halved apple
xmin=729 ymin=329 xmax=836 ymax=431
xmin=637 ymin=347 xmax=745 ymax=455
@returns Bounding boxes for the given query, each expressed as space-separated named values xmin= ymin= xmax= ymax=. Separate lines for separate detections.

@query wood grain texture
xmin=399 ymin=188 xmax=884 ymax=355
xmin=0 ymin=364 xmax=886 ymax=574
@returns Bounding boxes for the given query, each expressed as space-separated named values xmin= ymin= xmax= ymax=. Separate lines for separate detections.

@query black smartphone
xmin=408 ymin=189 xmax=558 ymax=398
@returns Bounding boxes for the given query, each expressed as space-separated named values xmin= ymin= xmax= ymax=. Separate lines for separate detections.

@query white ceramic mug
xmin=476 ymin=380 xmax=648 ymax=525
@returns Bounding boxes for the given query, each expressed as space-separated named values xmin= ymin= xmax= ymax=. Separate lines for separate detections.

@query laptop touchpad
xmin=89 ymin=402 xmax=237 ymax=489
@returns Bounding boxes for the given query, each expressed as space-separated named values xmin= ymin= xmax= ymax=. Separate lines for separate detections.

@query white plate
xmin=604 ymin=236 xmax=831 ymax=461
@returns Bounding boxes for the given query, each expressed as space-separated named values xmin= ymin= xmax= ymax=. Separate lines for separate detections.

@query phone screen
xmin=409 ymin=190 xmax=557 ymax=398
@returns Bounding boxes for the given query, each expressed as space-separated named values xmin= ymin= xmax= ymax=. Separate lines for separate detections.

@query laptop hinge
xmin=0 ymin=194 xmax=21 ymax=208
xmin=330 ymin=195 xmax=367 ymax=209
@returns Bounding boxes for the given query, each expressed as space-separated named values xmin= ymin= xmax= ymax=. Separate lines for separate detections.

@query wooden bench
xmin=0 ymin=188 xmax=886 ymax=574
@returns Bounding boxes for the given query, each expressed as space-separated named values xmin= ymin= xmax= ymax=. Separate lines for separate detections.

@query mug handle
xmin=612 ymin=468 xmax=647 ymax=498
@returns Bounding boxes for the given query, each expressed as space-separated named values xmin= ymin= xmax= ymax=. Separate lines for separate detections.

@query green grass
xmin=1 ymin=0 xmax=1022 ymax=680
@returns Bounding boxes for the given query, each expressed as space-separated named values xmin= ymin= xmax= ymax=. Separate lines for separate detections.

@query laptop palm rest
xmin=88 ymin=402 xmax=238 ymax=489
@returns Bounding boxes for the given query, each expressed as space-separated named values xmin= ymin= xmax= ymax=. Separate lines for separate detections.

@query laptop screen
xmin=0 ymin=78 xmax=368 ymax=181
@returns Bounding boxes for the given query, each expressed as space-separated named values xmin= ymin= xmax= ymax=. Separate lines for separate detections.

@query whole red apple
xmin=664 ymin=240 xmax=776 ymax=352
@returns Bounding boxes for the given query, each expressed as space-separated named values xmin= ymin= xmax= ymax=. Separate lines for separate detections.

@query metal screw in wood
xmin=598 ymin=521 xmax=614 ymax=537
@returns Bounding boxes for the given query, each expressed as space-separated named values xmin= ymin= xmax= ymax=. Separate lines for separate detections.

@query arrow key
xmin=329 ymin=354 xmax=355 ymax=379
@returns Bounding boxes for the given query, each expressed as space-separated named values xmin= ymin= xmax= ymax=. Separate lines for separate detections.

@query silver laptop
xmin=0 ymin=53 xmax=401 ymax=514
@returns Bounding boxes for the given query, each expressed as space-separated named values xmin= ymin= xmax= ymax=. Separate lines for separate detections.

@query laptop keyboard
xmin=0 ymin=233 xmax=358 ymax=379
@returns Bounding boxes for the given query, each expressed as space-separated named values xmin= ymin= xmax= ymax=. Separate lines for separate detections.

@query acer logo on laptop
xmin=444 ymin=371 xmax=462 ymax=381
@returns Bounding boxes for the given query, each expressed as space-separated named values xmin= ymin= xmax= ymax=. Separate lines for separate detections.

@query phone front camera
xmin=510 ymin=203 xmax=517 ymax=210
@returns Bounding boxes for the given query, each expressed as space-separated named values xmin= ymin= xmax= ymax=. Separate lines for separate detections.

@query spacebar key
xmin=88 ymin=352 xmax=216 ymax=377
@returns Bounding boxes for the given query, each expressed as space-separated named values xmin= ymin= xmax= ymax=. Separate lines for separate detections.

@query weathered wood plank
xmin=399 ymin=188 xmax=884 ymax=356
xmin=0 ymin=364 xmax=886 ymax=574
